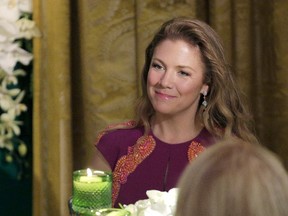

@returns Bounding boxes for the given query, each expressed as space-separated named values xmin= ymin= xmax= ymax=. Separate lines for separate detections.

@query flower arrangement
xmin=0 ymin=0 xmax=40 ymax=178
xmin=124 ymin=188 xmax=178 ymax=216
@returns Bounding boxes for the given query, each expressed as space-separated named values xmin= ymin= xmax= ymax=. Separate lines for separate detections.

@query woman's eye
xmin=178 ymin=71 xmax=190 ymax=77
xmin=151 ymin=63 xmax=164 ymax=70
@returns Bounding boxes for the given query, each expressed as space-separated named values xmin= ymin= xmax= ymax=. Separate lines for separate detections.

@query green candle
xmin=72 ymin=169 xmax=112 ymax=214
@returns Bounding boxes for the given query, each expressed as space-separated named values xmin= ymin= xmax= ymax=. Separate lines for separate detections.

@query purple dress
xmin=96 ymin=123 xmax=216 ymax=207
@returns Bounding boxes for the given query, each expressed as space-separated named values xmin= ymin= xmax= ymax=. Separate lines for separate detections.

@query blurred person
xmin=176 ymin=138 xmax=288 ymax=216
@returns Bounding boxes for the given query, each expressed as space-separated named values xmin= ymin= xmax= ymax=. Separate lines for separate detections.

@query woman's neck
xmin=150 ymin=114 xmax=203 ymax=144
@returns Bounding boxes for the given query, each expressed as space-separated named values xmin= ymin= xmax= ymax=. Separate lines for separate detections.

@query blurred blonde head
xmin=176 ymin=138 xmax=288 ymax=216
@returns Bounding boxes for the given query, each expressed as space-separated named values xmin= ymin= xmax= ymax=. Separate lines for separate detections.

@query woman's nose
xmin=158 ymin=71 xmax=173 ymax=88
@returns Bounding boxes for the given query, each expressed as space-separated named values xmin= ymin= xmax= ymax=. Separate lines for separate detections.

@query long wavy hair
xmin=134 ymin=17 xmax=258 ymax=143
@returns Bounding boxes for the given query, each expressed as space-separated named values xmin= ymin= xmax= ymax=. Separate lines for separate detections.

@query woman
xmin=92 ymin=17 xmax=258 ymax=206
xmin=175 ymin=138 xmax=288 ymax=216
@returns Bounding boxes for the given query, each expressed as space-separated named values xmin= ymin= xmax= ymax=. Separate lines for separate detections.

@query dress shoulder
xmin=95 ymin=121 xmax=144 ymax=170
xmin=95 ymin=120 xmax=137 ymax=145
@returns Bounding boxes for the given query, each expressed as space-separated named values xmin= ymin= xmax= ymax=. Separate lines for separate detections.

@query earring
xmin=202 ymin=92 xmax=207 ymax=108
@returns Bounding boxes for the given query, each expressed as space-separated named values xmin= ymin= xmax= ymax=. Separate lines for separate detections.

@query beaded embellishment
xmin=188 ymin=141 xmax=206 ymax=161
xmin=112 ymin=135 xmax=156 ymax=205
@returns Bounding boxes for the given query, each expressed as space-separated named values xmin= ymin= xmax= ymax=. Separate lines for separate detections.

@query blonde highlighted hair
xmin=176 ymin=138 xmax=288 ymax=216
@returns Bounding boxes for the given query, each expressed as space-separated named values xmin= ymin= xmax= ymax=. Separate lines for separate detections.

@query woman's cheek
xmin=147 ymin=70 xmax=159 ymax=86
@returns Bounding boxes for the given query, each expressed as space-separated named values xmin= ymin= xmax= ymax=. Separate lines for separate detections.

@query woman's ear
xmin=201 ymin=84 xmax=209 ymax=95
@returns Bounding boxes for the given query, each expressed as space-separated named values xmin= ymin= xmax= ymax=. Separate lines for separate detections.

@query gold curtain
xmin=33 ymin=0 xmax=72 ymax=215
xmin=33 ymin=0 xmax=288 ymax=215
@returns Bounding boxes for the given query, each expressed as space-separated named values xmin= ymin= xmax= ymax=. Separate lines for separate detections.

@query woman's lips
xmin=155 ymin=91 xmax=176 ymax=100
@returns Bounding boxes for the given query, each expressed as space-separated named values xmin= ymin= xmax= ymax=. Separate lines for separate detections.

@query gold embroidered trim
xmin=188 ymin=141 xmax=206 ymax=161
xmin=112 ymin=135 xmax=156 ymax=205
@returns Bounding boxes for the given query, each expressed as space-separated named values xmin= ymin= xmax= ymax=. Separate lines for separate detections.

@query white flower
xmin=124 ymin=188 xmax=179 ymax=216
xmin=7 ymin=90 xmax=28 ymax=116
xmin=0 ymin=92 xmax=14 ymax=110
xmin=0 ymin=82 xmax=22 ymax=111
xmin=0 ymin=41 xmax=33 ymax=73
xmin=1 ymin=68 xmax=26 ymax=85
xmin=16 ymin=18 xmax=41 ymax=39
xmin=0 ymin=135 xmax=14 ymax=151
xmin=17 ymin=0 xmax=33 ymax=13
xmin=0 ymin=0 xmax=38 ymax=179
xmin=0 ymin=1 xmax=21 ymax=22
xmin=0 ymin=19 xmax=19 ymax=42
xmin=0 ymin=112 xmax=22 ymax=136
xmin=0 ymin=0 xmax=32 ymax=22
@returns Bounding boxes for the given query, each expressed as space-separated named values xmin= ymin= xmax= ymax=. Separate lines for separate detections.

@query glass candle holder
xmin=72 ymin=169 xmax=112 ymax=214
xmin=81 ymin=208 xmax=131 ymax=216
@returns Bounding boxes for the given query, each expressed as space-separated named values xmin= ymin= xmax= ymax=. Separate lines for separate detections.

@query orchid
xmin=16 ymin=18 xmax=41 ymax=39
xmin=0 ymin=0 xmax=32 ymax=22
xmin=124 ymin=188 xmax=179 ymax=216
xmin=0 ymin=19 xmax=19 ymax=42
xmin=0 ymin=0 xmax=39 ymax=179
xmin=0 ymin=42 xmax=33 ymax=72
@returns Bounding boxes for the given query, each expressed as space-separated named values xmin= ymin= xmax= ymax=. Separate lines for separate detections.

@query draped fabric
xmin=32 ymin=0 xmax=288 ymax=215
xmin=33 ymin=0 xmax=72 ymax=215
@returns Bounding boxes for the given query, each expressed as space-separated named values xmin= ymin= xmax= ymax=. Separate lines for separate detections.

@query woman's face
xmin=147 ymin=39 xmax=209 ymax=118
